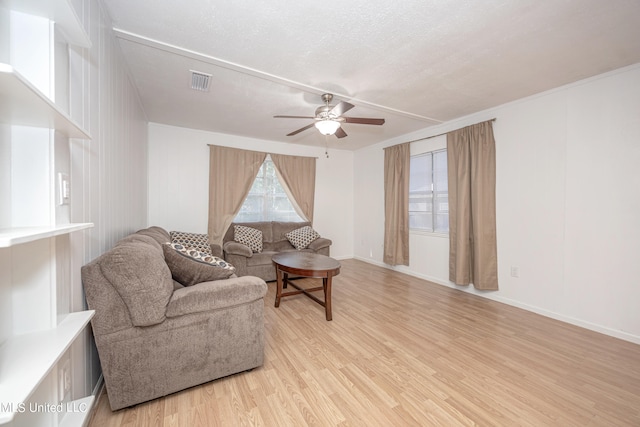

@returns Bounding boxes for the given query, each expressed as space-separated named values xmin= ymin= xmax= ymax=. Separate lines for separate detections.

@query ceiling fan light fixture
xmin=275 ymin=93 xmax=383 ymax=138
xmin=315 ymin=119 xmax=341 ymax=135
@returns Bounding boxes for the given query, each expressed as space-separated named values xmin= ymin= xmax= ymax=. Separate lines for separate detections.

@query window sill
xmin=409 ymin=229 xmax=449 ymax=239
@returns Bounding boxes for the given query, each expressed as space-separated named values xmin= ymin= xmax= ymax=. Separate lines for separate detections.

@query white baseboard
xmin=82 ymin=375 xmax=104 ymax=427
xmin=353 ymin=256 xmax=640 ymax=345
xmin=92 ymin=374 xmax=104 ymax=399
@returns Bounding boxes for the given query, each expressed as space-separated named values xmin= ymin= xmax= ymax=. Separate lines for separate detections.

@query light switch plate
xmin=58 ymin=173 xmax=70 ymax=205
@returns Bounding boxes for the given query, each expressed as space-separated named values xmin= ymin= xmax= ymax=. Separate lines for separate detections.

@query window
xmin=409 ymin=149 xmax=449 ymax=233
xmin=235 ymin=157 xmax=304 ymax=222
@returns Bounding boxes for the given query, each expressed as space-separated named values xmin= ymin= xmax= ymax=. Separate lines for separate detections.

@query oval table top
xmin=272 ymin=252 xmax=341 ymax=277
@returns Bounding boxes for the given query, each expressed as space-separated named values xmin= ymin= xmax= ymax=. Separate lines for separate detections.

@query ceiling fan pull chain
xmin=325 ymin=135 xmax=330 ymax=158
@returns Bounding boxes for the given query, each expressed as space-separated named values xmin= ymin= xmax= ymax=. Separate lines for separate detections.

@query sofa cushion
xmin=263 ymin=239 xmax=296 ymax=252
xmin=246 ymin=251 xmax=279 ymax=267
xmin=286 ymin=226 xmax=320 ymax=250
xmin=170 ymin=231 xmax=212 ymax=255
xmin=226 ymin=221 xmax=273 ymax=243
xmin=99 ymin=241 xmax=174 ymax=327
xmin=115 ymin=233 xmax=163 ymax=252
xmin=136 ymin=226 xmax=171 ymax=246
xmin=163 ymin=243 xmax=236 ymax=286
xmin=234 ymin=225 xmax=263 ymax=253
xmin=271 ymin=221 xmax=309 ymax=240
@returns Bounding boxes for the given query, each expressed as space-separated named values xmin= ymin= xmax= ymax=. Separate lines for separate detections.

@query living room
xmin=1 ymin=1 xmax=639 ymax=426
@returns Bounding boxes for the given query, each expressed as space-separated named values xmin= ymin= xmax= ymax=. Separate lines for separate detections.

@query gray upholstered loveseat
xmin=217 ymin=221 xmax=332 ymax=282
xmin=81 ymin=226 xmax=267 ymax=410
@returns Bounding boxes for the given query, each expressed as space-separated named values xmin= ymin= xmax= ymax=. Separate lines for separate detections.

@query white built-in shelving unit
xmin=0 ymin=64 xmax=90 ymax=139
xmin=0 ymin=313 xmax=94 ymax=425
xmin=0 ymin=222 xmax=94 ymax=248
xmin=0 ymin=1 xmax=95 ymax=426
xmin=2 ymin=0 xmax=91 ymax=49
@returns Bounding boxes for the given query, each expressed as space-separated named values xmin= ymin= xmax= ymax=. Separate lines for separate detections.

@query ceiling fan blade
xmin=342 ymin=117 xmax=385 ymax=125
xmin=274 ymin=115 xmax=316 ymax=119
xmin=329 ymin=101 xmax=355 ymax=117
xmin=335 ymin=127 xmax=348 ymax=138
xmin=286 ymin=123 xmax=315 ymax=136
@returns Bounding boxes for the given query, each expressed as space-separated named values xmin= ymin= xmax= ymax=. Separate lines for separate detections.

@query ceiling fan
xmin=274 ymin=93 xmax=385 ymax=138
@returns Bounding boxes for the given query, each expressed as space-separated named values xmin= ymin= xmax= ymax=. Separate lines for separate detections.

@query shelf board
xmin=4 ymin=0 xmax=91 ymax=48
xmin=0 ymin=63 xmax=91 ymax=139
xmin=0 ymin=310 xmax=95 ymax=425
xmin=0 ymin=223 xmax=94 ymax=248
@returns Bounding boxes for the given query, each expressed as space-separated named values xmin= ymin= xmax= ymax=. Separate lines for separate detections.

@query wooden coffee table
xmin=272 ymin=252 xmax=341 ymax=321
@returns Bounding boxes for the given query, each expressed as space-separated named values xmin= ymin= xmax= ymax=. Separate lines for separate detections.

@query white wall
xmin=68 ymin=0 xmax=149 ymax=401
xmin=354 ymin=64 xmax=640 ymax=344
xmin=148 ymin=123 xmax=354 ymax=259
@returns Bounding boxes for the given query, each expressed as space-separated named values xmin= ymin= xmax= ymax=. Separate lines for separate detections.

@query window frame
xmin=234 ymin=156 xmax=304 ymax=223
xmin=409 ymin=148 xmax=449 ymax=236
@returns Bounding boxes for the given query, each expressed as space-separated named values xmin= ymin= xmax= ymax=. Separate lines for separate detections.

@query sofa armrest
xmin=209 ymin=243 xmax=223 ymax=259
xmin=224 ymin=241 xmax=253 ymax=257
xmin=308 ymin=237 xmax=332 ymax=251
xmin=166 ymin=276 xmax=267 ymax=318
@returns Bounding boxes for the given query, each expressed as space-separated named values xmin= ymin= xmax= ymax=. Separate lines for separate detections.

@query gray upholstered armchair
xmin=81 ymin=226 xmax=267 ymax=410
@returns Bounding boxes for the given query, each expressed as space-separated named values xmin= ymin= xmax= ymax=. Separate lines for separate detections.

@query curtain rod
xmin=206 ymin=144 xmax=318 ymax=159
xmin=403 ymin=118 xmax=496 ymax=145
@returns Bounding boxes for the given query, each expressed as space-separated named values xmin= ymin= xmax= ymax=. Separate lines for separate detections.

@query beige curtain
xmin=447 ymin=121 xmax=498 ymax=290
xmin=383 ymin=143 xmax=410 ymax=266
xmin=208 ymin=145 xmax=266 ymax=246
xmin=271 ymin=153 xmax=316 ymax=223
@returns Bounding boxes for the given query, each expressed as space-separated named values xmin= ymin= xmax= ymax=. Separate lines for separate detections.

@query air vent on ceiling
xmin=190 ymin=70 xmax=211 ymax=92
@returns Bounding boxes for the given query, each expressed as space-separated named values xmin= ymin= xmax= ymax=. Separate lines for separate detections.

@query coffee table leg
xmin=275 ymin=268 xmax=283 ymax=307
xmin=324 ymin=275 xmax=333 ymax=321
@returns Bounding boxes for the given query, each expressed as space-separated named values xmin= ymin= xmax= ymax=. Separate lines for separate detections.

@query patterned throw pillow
xmin=285 ymin=226 xmax=320 ymax=250
xmin=170 ymin=231 xmax=212 ymax=255
xmin=233 ymin=225 xmax=263 ymax=253
xmin=163 ymin=243 xmax=235 ymax=286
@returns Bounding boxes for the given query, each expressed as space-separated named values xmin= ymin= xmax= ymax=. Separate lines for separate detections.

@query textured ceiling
xmin=102 ymin=0 xmax=640 ymax=150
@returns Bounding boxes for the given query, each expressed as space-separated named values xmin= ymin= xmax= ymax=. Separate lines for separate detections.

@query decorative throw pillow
xmin=233 ymin=225 xmax=263 ymax=253
xmin=169 ymin=231 xmax=212 ymax=255
xmin=286 ymin=226 xmax=320 ymax=250
xmin=163 ymin=243 xmax=235 ymax=286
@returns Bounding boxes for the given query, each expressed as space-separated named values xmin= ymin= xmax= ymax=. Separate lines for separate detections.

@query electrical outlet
xmin=510 ymin=266 xmax=519 ymax=278
xmin=59 ymin=359 xmax=71 ymax=400
xmin=64 ymin=366 xmax=71 ymax=393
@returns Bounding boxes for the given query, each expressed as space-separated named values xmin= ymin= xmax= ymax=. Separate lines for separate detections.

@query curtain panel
xmin=208 ymin=145 xmax=266 ymax=246
xmin=383 ymin=142 xmax=410 ymax=266
xmin=447 ymin=121 xmax=499 ymax=290
xmin=270 ymin=153 xmax=316 ymax=223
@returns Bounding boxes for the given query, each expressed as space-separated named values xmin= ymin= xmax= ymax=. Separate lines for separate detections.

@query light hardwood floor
xmin=88 ymin=259 xmax=640 ymax=426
